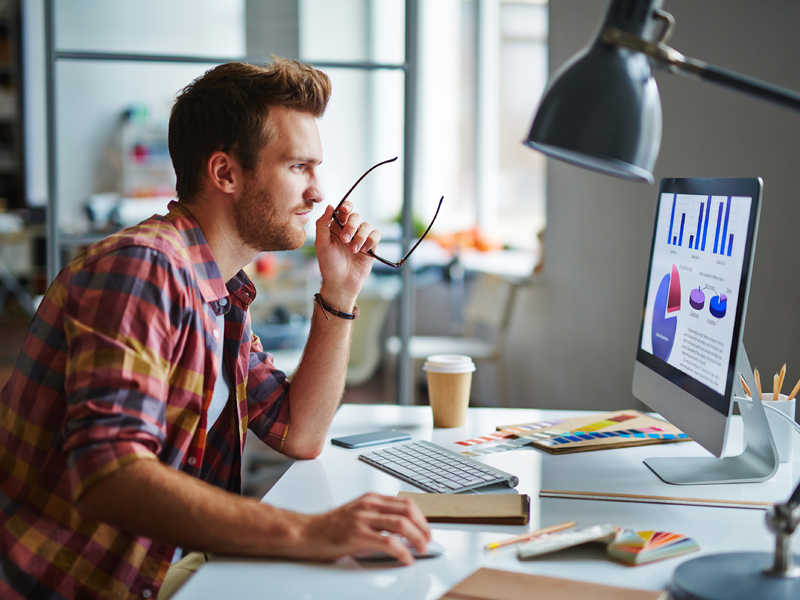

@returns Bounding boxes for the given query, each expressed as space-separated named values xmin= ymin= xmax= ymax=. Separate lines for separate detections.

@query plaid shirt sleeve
xmin=242 ymin=327 xmax=291 ymax=452
xmin=61 ymin=245 xmax=188 ymax=502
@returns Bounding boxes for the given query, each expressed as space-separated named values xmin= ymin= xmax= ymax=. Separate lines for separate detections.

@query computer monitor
xmin=632 ymin=177 xmax=777 ymax=485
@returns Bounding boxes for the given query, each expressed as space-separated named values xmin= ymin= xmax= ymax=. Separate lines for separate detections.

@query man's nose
xmin=307 ymin=178 xmax=324 ymax=204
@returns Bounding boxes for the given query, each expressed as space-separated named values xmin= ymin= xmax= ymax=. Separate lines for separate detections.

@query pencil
xmin=778 ymin=364 xmax=787 ymax=397
xmin=484 ymin=520 xmax=577 ymax=550
xmin=788 ymin=378 xmax=800 ymax=402
xmin=740 ymin=375 xmax=751 ymax=397
xmin=754 ymin=368 xmax=763 ymax=400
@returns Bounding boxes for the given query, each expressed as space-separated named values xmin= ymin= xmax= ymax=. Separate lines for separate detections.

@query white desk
xmin=174 ymin=405 xmax=800 ymax=599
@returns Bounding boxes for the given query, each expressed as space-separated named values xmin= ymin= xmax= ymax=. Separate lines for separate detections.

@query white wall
xmin=46 ymin=0 xmax=245 ymax=231
xmin=507 ymin=0 xmax=800 ymax=411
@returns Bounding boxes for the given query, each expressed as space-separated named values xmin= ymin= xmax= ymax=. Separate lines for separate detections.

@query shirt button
xmin=219 ymin=298 xmax=228 ymax=306
xmin=143 ymin=590 xmax=152 ymax=599
xmin=188 ymin=457 xmax=197 ymax=466
xmin=213 ymin=329 xmax=220 ymax=339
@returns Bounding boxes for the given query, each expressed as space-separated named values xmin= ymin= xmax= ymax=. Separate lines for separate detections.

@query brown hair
xmin=168 ymin=57 xmax=331 ymax=201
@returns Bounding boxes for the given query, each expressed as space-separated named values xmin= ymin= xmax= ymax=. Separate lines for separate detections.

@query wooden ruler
xmin=540 ymin=489 xmax=773 ymax=511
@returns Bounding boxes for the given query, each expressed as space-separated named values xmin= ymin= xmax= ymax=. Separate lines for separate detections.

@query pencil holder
xmin=761 ymin=393 xmax=795 ymax=463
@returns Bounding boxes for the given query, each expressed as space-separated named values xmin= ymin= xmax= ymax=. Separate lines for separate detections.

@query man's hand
xmin=293 ymin=493 xmax=431 ymax=565
xmin=314 ymin=203 xmax=381 ymax=308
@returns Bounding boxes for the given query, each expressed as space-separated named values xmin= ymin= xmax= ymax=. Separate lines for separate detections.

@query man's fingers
xmin=363 ymin=512 xmax=429 ymax=555
xmin=352 ymin=494 xmax=431 ymax=539
xmin=339 ymin=213 xmax=363 ymax=248
xmin=360 ymin=229 xmax=382 ymax=254
xmin=315 ymin=205 xmax=334 ymax=249
xmin=350 ymin=222 xmax=373 ymax=253
xmin=371 ymin=496 xmax=431 ymax=541
xmin=352 ymin=529 xmax=416 ymax=566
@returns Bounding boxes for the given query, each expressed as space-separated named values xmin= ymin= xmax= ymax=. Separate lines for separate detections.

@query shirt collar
xmin=166 ymin=201 xmax=231 ymax=303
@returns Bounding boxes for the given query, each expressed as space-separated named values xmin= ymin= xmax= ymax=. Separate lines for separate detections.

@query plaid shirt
xmin=0 ymin=202 xmax=291 ymax=599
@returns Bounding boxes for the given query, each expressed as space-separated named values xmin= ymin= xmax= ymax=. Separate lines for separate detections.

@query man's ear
xmin=206 ymin=151 xmax=242 ymax=195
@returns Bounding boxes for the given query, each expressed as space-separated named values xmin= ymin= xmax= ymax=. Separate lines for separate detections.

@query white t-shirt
xmin=207 ymin=312 xmax=230 ymax=432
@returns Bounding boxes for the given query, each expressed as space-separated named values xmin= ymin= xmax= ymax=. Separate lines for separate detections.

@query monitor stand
xmin=644 ymin=344 xmax=779 ymax=485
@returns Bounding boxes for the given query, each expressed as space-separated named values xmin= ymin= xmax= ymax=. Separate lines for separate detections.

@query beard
xmin=233 ymin=179 xmax=311 ymax=252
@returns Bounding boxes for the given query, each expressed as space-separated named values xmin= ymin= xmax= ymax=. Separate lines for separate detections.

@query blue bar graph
xmin=695 ymin=203 xmax=704 ymax=249
xmin=713 ymin=202 xmax=723 ymax=254
xmin=702 ymin=196 xmax=711 ymax=250
xmin=719 ymin=196 xmax=732 ymax=255
xmin=668 ymin=194 xmax=677 ymax=245
xmin=666 ymin=194 xmax=741 ymax=256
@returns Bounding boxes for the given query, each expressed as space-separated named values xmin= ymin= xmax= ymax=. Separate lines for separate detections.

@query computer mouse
xmin=354 ymin=539 xmax=444 ymax=562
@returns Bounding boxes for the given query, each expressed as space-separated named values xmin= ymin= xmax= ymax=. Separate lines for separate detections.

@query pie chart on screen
xmin=710 ymin=294 xmax=727 ymax=318
xmin=689 ymin=288 xmax=705 ymax=310
xmin=651 ymin=267 xmax=679 ymax=361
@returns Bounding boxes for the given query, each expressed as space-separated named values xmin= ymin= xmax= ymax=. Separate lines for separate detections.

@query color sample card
xmin=607 ymin=529 xmax=700 ymax=565
xmin=499 ymin=410 xmax=689 ymax=455
xmin=458 ymin=411 xmax=689 ymax=457
xmin=455 ymin=419 xmax=567 ymax=447
xmin=460 ymin=436 xmax=534 ymax=457
xmin=535 ymin=428 xmax=689 ymax=448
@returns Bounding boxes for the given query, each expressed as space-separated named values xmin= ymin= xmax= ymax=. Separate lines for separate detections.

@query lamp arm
xmin=789 ymin=478 xmax=800 ymax=512
xmin=602 ymin=27 xmax=800 ymax=113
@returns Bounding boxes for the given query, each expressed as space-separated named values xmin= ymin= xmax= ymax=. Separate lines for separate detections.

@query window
xmin=416 ymin=0 xmax=548 ymax=252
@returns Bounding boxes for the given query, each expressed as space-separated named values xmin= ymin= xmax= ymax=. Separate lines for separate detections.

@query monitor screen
xmin=633 ymin=178 xmax=762 ymax=459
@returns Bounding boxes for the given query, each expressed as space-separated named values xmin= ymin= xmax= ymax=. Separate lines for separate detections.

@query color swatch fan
xmin=607 ymin=529 xmax=699 ymax=565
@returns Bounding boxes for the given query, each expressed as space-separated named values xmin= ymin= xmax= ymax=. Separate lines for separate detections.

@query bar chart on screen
xmin=664 ymin=193 xmax=746 ymax=257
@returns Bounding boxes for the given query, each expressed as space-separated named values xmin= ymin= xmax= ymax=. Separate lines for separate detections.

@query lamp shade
xmin=525 ymin=38 xmax=662 ymax=184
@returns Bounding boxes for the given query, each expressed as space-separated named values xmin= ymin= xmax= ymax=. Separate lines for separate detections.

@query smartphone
xmin=330 ymin=429 xmax=412 ymax=449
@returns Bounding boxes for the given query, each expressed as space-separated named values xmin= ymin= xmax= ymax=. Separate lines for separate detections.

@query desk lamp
xmin=524 ymin=0 xmax=800 ymax=185
xmin=524 ymin=1 xmax=800 ymax=598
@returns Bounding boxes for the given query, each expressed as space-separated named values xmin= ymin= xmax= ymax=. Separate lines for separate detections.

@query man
xmin=0 ymin=58 xmax=429 ymax=600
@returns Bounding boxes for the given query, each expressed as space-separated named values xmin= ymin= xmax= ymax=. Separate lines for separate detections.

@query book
xmin=607 ymin=529 xmax=700 ymax=565
xmin=496 ymin=410 xmax=690 ymax=455
xmin=437 ymin=567 xmax=663 ymax=600
xmin=397 ymin=491 xmax=530 ymax=525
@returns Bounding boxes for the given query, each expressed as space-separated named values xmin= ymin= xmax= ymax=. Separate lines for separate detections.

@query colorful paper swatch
xmin=501 ymin=410 xmax=690 ymax=455
xmin=455 ymin=419 xmax=567 ymax=447
xmin=460 ymin=436 xmax=533 ymax=457
xmin=607 ymin=529 xmax=700 ymax=565
xmin=458 ymin=412 xmax=689 ymax=457
xmin=535 ymin=428 xmax=689 ymax=448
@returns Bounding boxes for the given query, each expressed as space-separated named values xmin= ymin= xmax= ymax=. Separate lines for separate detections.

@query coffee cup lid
xmin=423 ymin=354 xmax=476 ymax=373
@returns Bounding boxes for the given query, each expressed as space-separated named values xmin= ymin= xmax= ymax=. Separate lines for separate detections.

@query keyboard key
xmin=457 ymin=478 xmax=484 ymax=488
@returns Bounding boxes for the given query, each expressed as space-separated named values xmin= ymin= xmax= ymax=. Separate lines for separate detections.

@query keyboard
xmin=358 ymin=440 xmax=519 ymax=494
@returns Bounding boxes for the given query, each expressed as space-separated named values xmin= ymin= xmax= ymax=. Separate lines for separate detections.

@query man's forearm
xmin=76 ymin=458 xmax=308 ymax=557
xmin=280 ymin=285 xmax=356 ymax=458
xmin=76 ymin=457 xmax=432 ymax=566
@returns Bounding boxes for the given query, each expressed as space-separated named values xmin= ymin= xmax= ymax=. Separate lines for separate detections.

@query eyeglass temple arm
xmin=370 ymin=195 xmax=445 ymax=267
xmin=333 ymin=156 xmax=398 ymax=217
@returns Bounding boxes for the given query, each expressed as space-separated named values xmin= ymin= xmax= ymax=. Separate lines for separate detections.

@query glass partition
xmin=54 ymin=0 xmax=246 ymax=58
xmin=299 ymin=0 xmax=405 ymax=64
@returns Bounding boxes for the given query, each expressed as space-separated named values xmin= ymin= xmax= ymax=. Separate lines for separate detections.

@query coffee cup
xmin=423 ymin=354 xmax=476 ymax=428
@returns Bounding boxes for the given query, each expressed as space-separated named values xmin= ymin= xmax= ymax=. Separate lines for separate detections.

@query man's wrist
xmin=317 ymin=286 xmax=358 ymax=312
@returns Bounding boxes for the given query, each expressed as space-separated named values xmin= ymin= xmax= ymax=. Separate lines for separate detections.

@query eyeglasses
xmin=332 ymin=157 xmax=444 ymax=268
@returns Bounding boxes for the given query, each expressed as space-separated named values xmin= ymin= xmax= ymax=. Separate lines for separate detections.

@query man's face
xmin=233 ymin=107 xmax=324 ymax=252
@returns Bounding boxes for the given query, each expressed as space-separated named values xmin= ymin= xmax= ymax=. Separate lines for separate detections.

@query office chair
xmin=265 ymin=284 xmax=396 ymax=387
xmin=385 ymin=271 xmax=531 ymax=407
